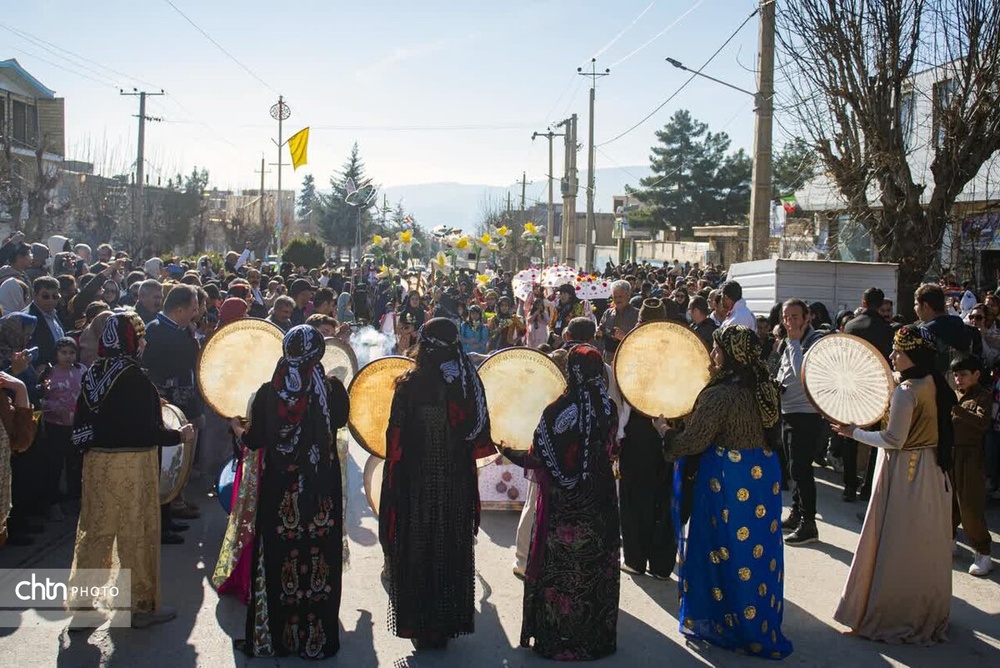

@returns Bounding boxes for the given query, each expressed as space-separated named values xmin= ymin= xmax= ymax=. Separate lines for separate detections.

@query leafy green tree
xmin=282 ymin=236 xmax=326 ymax=269
xmin=628 ymin=110 xmax=751 ymax=235
xmin=773 ymin=137 xmax=818 ymax=198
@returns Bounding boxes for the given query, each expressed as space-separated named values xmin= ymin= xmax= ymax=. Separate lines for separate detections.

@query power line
xmin=0 ymin=22 xmax=162 ymax=90
xmin=7 ymin=45 xmax=117 ymax=89
xmin=162 ymin=0 xmax=278 ymax=94
xmin=608 ymin=0 xmax=706 ymax=68
xmin=598 ymin=7 xmax=758 ymax=148
xmin=591 ymin=1 xmax=657 ymax=62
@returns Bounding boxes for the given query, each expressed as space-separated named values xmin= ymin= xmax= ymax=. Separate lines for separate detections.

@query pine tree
xmin=297 ymin=173 xmax=316 ymax=220
xmin=629 ymin=109 xmax=751 ymax=236
xmin=315 ymin=143 xmax=376 ymax=261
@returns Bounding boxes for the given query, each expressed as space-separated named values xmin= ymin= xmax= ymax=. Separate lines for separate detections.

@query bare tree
xmin=776 ymin=0 xmax=1000 ymax=311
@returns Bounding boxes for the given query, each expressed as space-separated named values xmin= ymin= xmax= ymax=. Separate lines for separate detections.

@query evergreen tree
xmin=315 ymin=143 xmax=376 ymax=260
xmin=772 ymin=137 xmax=818 ymax=198
xmin=297 ymin=173 xmax=316 ymax=220
xmin=629 ymin=109 xmax=751 ymax=236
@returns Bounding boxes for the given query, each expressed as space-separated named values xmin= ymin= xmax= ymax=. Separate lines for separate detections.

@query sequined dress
xmin=667 ymin=380 xmax=793 ymax=660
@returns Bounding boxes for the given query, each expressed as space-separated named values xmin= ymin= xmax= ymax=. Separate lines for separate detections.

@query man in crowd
xmin=27 ymin=276 xmax=65 ymax=367
xmin=268 ymin=295 xmax=295 ymax=332
xmin=915 ymin=283 xmax=975 ymax=372
xmin=777 ymin=298 xmax=825 ymax=546
xmin=312 ymin=288 xmax=336 ymax=317
xmin=688 ymin=295 xmax=718 ymax=350
xmin=136 ymin=280 xmax=164 ymax=324
xmin=720 ymin=280 xmax=757 ymax=329
xmin=142 ymin=284 xmax=204 ymax=545
xmin=0 ymin=242 xmax=33 ymax=314
xmin=708 ymin=289 xmax=726 ymax=326
xmin=288 ymin=279 xmax=315 ymax=327
xmin=597 ymin=280 xmax=639 ymax=363
xmin=25 ymin=243 xmax=50 ymax=283
xmin=841 ymin=287 xmax=895 ymax=501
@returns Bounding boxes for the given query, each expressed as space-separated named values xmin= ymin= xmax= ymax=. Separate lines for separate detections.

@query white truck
xmin=726 ymin=259 xmax=899 ymax=317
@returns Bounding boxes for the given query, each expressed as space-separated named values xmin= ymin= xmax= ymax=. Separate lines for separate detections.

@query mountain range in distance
xmin=378 ymin=166 xmax=652 ymax=233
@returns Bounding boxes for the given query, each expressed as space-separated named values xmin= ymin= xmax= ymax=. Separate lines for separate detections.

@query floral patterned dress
xmin=242 ymin=378 xmax=349 ymax=659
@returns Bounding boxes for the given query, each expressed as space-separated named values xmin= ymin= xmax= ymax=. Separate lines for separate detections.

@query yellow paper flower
xmin=435 ymin=251 xmax=447 ymax=267
xmin=523 ymin=222 xmax=539 ymax=235
xmin=487 ymin=242 xmax=500 ymax=252
xmin=398 ymin=230 xmax=413 ymax=244
xmin=494 ymin=225 xmax=511 ymax=238
xmin=479 ymin=233 xmax=492 ymax=246
xmin=373 ymin=234 xmax=384 ymax=246
xmin=477 ymin=274 xmax=490 ymax=285
xmin=455 ymin=236 xmax=470 ymax=250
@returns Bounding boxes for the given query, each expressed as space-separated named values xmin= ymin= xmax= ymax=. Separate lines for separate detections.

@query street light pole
xmin=532 ymin=128 xmax=564 ymax=264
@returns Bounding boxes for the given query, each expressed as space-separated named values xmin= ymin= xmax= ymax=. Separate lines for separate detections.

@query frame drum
xmin=347 ymin=356 xmax=415 ymax=458
xmin=802 ymin=333 xmax=894 ymax=427
xmin=614 ymin=321 xmax=713 ymax=418
xmin=160 ymin=403 xmax=192 ymax=505
xmin=322 ymin=337 xmax=359 ymax=388
xmin=478 ymin=348 xmax=567 ymax=454
xmin=197 ymin=318 xmax=284 ymax=419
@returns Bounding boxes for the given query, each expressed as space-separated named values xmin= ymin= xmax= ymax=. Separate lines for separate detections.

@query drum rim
xmin=196 ymin=317 xmax=285 ymax=418
xmin=477 ymin=347 xmax=565 ymax=457
xmin=613 ymin=320 xmax=712 ymax=419
xmin=801 ymin=332 xmax=894 ymax=428
xmin=347 ymin=355 xmax=415 ymax=459
xmin=323 ymin=336 xmax=359 ymax=381
xmin=159 ymin=403 xmax=193 ymax=505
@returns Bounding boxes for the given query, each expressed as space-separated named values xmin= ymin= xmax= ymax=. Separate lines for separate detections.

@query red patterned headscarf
xmin=270 ymin=324 xmax=330 ymax=453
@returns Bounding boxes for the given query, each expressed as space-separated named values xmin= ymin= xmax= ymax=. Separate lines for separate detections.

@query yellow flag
xmin=288 ymin=127 xmax=309 ymax=170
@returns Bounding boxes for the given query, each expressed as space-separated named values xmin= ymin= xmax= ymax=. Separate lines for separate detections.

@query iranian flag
xmin=781 ymin=195 xmax=799 ymax=213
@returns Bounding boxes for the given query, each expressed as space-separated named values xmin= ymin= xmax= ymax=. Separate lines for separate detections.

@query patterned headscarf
xmin=218 ymin=297 xmax=248 ymax=326
xmin=0 ymin=312 xmax=37 ymax=362
xmin=81 ymin=309 xmax=146 ymax=411
xmin=893 ymin=324 xmax=935 ymax=354
xmin=534 ymin=344 xmax=617 ymax=489
xmin=711 ymin=325 xmax=780 ymax=429
xmin=271 ymin=324 xmax=331 ymax=454
xmin=416 ymin=317 xmax=490 ymax=443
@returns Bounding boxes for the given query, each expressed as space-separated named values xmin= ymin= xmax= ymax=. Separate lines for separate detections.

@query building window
xmin=11 ymin=100 xmax=37 ymax=147
xmin=933 ymin=78 xmax=957 ymax=149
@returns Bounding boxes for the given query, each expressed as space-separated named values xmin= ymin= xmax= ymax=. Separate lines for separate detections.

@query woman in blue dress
xmin=662 ymin=325 xmax=793 ymax=660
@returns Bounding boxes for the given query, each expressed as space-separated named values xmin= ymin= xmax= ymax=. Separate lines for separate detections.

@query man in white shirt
xmin=720 ymin=280 xmax=757 ymax=329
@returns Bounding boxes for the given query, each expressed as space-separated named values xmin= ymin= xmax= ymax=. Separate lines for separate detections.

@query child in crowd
xmin=950 ymin=354 xmax=994 ymax=576
xmin=39 ymin=338 xmax=86 ymax=519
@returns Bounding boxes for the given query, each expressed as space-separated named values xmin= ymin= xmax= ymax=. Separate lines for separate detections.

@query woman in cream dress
xmin=831 ymin=325 xmax=954 ymax=645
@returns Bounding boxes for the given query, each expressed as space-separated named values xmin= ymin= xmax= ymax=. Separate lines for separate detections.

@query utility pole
xmin=120 ymin=88 xmax=163 ymax=257
xmin=255 ymin=156 xmax=271 ymax=229
xmin=532 ymin=128 xmax=565 ymax=264
xmin=269 ymin=96 xmax=291 ymax=256
xmin=579 ymin=59 xmax=610 ymax=273
xmin=748 ymin=0 xmax=775 ymax=261
xmin=381 ymin=193 xmax=389 ymax=228
xmin=556 ymin=114 xmax=579 ymax=266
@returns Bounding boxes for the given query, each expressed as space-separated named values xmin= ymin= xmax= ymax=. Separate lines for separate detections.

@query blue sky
xmin=5 ymin=0 xmax=769 ymax=196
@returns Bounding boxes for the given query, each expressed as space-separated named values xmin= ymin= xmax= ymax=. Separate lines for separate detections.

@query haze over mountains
xmin=379 ymin=166 xmax=652 ymax=233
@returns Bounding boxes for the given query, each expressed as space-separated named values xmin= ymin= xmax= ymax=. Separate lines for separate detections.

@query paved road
xmin=1 ymin=441 xmax=999 ymax=668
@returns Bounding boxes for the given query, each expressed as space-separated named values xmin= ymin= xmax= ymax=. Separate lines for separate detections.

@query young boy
xmin=39 ymin=338 xmax=85 ymax=518
xmin=950 ymin=354 xmax=994 ymax=576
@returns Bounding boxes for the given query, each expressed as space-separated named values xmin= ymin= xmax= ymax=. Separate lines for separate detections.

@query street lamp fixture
xmin=665 ymin=57 xmax=758 ymax=101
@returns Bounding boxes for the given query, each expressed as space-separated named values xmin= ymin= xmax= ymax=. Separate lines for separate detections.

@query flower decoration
xmin=493 ymin=225 xmax=511 ymax=239
xmin=455 ymin=236 xmax=470 ymax=250
xmin=478 ymin=232 xmax=493 ymax=246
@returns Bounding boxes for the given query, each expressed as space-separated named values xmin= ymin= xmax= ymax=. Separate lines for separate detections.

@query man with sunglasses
xmin=27 ymin=276 xmax=64 ymax=367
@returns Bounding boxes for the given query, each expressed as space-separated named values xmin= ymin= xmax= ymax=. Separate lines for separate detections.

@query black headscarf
xmin=533 ymin=344 xmax=617 ymax=489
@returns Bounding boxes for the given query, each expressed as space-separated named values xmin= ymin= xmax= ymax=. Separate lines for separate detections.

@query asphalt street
xmin=1 ymin=439 xmax=998 ymax=668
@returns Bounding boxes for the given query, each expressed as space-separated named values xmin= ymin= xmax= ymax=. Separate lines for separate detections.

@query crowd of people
xmin=0 ymin=229 xmax=995 ymax=659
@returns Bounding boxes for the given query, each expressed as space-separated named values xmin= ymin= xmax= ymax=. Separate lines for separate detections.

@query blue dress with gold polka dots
xmin=673 ymin=445 xmax=793 ymax=660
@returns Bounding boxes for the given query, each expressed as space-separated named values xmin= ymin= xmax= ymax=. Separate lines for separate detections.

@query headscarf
xmin=894 ymin=325 xmax=955 ymax=471
xmin=80 ymin=310 xmax=145 ymax=411
xmin=414 ymin=317 xmax=490 ymax=443
xmin=337 ymin=292 xmax=354 ymax=323
xmin=0 ymin=312 xmax=37 ymax=362
xmin=710 ymin=325 xmax=780 ymax=429
xmin=218 ymin=298 xmax=248 ymax=326
xmin=144 ymin=257 xmax=163 ymax=278
xmin=270 ymin=324 xmax=330 ymax=454
xmin=534 ymin=344 xmax=617 ymax=489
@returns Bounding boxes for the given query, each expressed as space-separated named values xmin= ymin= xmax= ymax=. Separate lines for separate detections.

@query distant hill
xmin=379 ymin=166 xmax=652 ymax=233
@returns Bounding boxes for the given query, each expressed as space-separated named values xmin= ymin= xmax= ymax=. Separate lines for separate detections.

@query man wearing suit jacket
xmin=27 ymin=276 xmax=65 ymax=367
xmin=841 ymin=287 xmax=895 ymax=501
